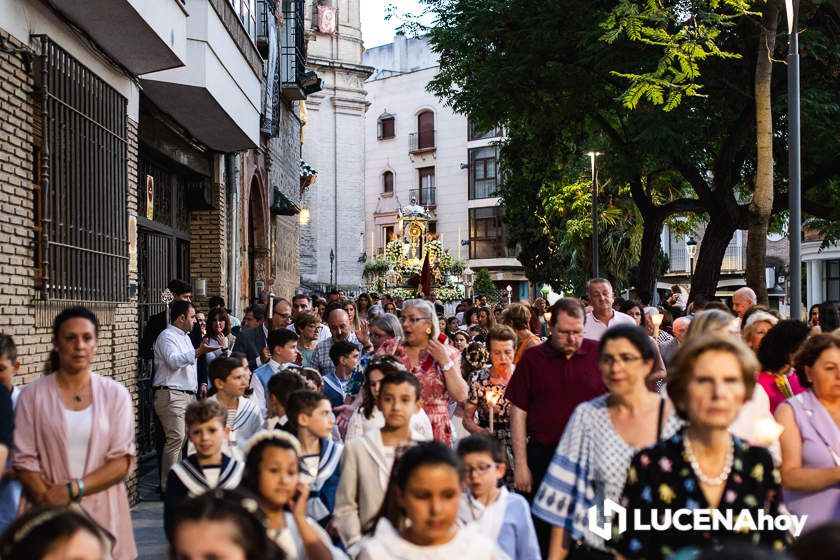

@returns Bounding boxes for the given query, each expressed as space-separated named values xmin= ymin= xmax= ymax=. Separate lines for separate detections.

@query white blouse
xmin=64 ymin=405 xmax=93 ymax=479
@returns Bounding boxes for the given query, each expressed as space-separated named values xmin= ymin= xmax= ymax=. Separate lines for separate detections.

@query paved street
xmin=132 ymin=458 xmax=167 ymax=560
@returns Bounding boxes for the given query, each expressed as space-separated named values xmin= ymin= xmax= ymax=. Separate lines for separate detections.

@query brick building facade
xmin=0 ymin=0 xmax=313 ymax=504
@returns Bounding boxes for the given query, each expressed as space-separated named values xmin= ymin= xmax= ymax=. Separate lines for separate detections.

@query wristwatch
xmin=441 ymin=359 xmax=455 ymax=371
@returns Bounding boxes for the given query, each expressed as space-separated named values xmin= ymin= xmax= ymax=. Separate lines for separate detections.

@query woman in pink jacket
xmin=14 ymin=306 xmax=137 ymax=559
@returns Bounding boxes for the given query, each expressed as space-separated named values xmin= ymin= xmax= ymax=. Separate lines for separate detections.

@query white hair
xmin=403 ymin=299 xmax=440 ymax=339
xmin=733 ymin=287 xmax=757 ymax=304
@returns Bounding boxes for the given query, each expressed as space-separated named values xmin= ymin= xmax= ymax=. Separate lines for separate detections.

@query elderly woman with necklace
xmin=612 ymin=334 xmax=788 ymax=559
xmin=376 ymin=299 xmax=467 ymax=445
xmin=14 ymin=307 xmax=136 ymax=559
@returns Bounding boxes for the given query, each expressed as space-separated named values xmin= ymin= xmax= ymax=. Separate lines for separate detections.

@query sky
xmin=360 ymin=0 xmax=429 ymax=48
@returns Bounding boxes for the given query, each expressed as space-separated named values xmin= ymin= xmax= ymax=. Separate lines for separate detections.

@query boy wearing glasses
xmin=457 ymin=434 xmax=540 ymax=560
xmin=333 ymin=371 xmax=423 ymax=555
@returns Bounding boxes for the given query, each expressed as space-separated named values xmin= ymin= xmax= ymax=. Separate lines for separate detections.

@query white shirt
xmin=358 ymin=519 xmax=507 ymax=560
xmin=582 ymin=310 xmax=636 ymax=341
xmin=153 ymin=324 xmax=197 ymax=391
xmin=64 ymin=406 xmax=93 ymax=479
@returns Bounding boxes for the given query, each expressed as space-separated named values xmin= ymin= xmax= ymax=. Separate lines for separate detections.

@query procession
xmin=2 ymin=0 xmax=840 ymax=558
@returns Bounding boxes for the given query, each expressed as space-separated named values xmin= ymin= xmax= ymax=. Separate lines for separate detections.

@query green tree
xmin=403 ymin=0 xmax=840 ymax=302
xmin=472 ymin=269 xmax=498 ymax=299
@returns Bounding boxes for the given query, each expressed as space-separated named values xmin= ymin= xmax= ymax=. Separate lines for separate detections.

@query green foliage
xmin=601 ymin=0 xmax=755 ymax=111
xmin=402 ymin=0 xmax=840 ymax=297
xmin=472 ymin=269 xmax=497 ymax=299
xmin=362 ymin=259 xmax=390 ymax=279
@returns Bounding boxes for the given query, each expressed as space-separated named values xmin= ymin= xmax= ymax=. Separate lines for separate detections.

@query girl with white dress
xmin=357 ymin=441 xmax=508 ymax=560
xmin=241 ymin=431 xmax=347 ymax=560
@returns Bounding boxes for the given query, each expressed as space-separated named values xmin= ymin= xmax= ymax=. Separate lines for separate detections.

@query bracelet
xmin=66 ymin=481 xmax=75 ymax=502
xmin=441 ymin=359 xmax=455 ymax=371
xmin=74 ymin=479 xmax=85 ymax=502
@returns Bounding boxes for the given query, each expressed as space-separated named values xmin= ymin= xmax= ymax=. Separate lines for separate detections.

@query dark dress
xmin=612 ymin=429 xmax=789 ymax=559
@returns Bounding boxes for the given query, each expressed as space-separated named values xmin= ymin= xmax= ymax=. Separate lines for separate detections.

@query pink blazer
xmin=14 ymin=372 xmax=137 ymax=560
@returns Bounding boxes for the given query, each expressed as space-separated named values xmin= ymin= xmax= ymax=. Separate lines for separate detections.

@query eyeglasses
xmin=464 ymin=463 xmax=498 ymax=476
xmin=555 ymin=329 xmax=584 ymax=338
xmin=599 ymin=354 xmax=644 ymax=367
xmin=401 ymin=316 xmax=427 ymax=324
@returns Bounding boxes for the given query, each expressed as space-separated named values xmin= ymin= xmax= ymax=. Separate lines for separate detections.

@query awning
xmin=271 ymin=188 xmax=300 ymax=216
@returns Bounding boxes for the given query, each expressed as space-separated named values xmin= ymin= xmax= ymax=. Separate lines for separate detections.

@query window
xmin=469 ymin=207 xmax=509 ymax=259
xmin=228 ymin=0 xmax=257 ymax=39
xmin=36 ymin=38 xmax=128 ymax=302
xmin=411 ymin=167 xmax=435 ymax=206
xmin=281 ymin=0 xmax=306 ymax=100
xmin=378 ymin=115 xmax=395 ymax=140
xmin=469 ymin=146 xmax=499 ymax=199
xmin=827 ymin=260 xmax=840 ymax=301
xmin=382 ymin=171 xmax=394 ymax=193
xmin=410 ymin=110 xmax=435 ymax=151
xmin=468 ymin=118 xmax=502 ymax=141
xmin=382 ymin=225 xmax=395 ymax=250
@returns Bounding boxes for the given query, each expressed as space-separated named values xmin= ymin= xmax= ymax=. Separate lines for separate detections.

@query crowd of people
xmin=0 ymin=278 xmax=839 ymax=559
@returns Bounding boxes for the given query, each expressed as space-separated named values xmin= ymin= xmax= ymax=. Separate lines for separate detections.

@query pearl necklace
xmin=683 ymin=435 xmax=734 ymax=486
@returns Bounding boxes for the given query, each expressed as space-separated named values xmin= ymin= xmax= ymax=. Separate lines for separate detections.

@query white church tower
xmin=300 ymin=0 xmax=372 ymax=292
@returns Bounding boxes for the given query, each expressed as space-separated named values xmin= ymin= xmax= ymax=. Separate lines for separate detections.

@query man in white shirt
xmin=153 ymin=300 xmax=214 ymax=490
xmin=582 ymin=278 xmax=636 ymax=341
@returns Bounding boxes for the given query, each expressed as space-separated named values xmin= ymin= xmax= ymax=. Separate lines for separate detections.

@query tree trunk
xmin=690 ymin=215 xmax=739 ymax=303
xmin=637 ymin=212 xmax=665 ymax=303
xmin=746 ymin=3 xmax=779 ymax=305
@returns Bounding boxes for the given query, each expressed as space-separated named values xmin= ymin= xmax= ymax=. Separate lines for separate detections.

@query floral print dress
xmin=613 ymin=429 xmax=789 ymax=559
xmin=376 ymin=339 xmax=460 ymax=445
xmin=468 ymin=366 xmax=514 ymax=486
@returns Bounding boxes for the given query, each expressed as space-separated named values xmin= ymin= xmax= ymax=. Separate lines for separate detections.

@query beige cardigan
xmin=333 ymin=430 xmax=415 ymax=553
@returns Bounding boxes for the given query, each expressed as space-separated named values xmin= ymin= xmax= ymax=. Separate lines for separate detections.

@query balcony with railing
xmin=408 ymin=187 xmax=436 ymax=207
xmin=409 ymin=130 xmax=436 ymax=153
xmin=281 ymin=0 xmax=307 ymax=100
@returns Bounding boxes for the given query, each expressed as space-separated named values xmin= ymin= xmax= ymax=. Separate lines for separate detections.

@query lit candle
xmin=485 ymin=387 xmax=502 ymax=433
xmin=371 ymin=235 xmax=374 ymax=259
xmin=753 ymin=417 xmax=784 ymax=447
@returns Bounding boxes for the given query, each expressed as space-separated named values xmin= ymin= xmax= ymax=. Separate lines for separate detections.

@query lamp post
xmin=329 ymin=249 xmax=335 ymax=289
xmin=587 ymin=151 xmax=604 ymax=279
xmin=462 ymin=267 xmax=475 ymax=299
xmin=785 ymin=0 xmax=802 ymax=319
xmin=686 ymin=237 xmax=698 ymax=283
xmin=506 ymin=284 xmax=513 ymax=304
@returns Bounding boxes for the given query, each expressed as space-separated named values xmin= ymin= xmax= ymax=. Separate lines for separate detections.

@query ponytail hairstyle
xmin=47 ymin=306 xmax=100 ymax=374
xmin=363 ymin=441 xmax=462 ymax=535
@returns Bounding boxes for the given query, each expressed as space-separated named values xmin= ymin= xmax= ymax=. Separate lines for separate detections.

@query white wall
xmin=363 ymin=39 xmax=521 ymax=276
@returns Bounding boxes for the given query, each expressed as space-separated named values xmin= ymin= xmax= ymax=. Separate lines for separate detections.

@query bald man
xmin=660 ymin=316 xmax=691 ymax=366
xmin=732 ymin=287 xmax=757 ymax=318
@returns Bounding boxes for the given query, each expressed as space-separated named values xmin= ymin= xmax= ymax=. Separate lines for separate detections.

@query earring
xmin=426 ymin=328 xmax=432 ymax=334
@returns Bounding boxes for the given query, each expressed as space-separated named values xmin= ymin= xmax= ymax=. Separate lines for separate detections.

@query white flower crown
xmin=243 ymin=429 xmax=303 ymax=457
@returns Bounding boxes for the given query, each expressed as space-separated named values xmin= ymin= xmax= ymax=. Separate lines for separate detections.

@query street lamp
xmin=329 ymin=249 xmax=335 ymax=289
xmin=462 ymin=267 xmax=475 ymax=299
xmin=506 ymin=284 xmax=513 ymax=304
xmin=587 ymin=151 xmax=604 ymax=279
xmin=686 ymin=237 xmax=698 ymax=282
xmin=785 ymin=0 xmax=802 ymax=319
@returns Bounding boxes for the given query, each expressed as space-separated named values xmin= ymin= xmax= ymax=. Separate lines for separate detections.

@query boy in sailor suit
xmin=286 ymin=390 xmax=344 ymax=528
xmin=164 ymin=400 xmax=244 ymax=539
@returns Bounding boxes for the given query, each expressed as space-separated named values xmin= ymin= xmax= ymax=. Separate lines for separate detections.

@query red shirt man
xmin=505 ymin=298 xmax=605 ymax=550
